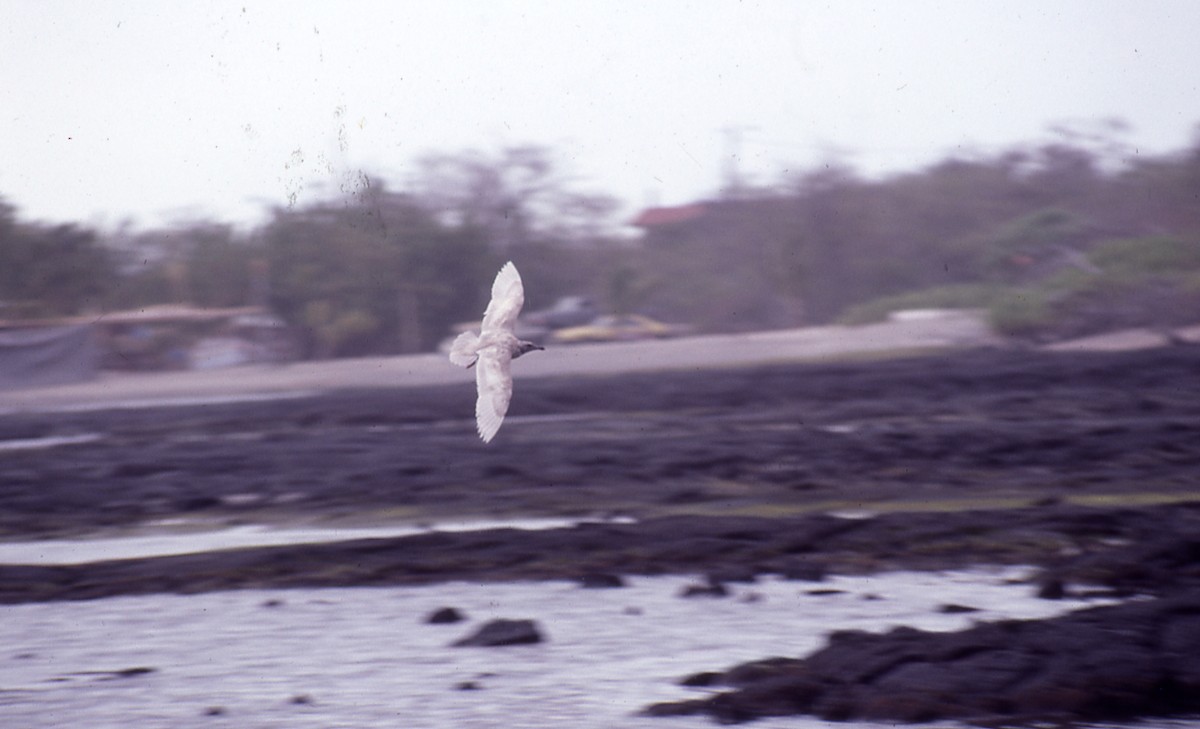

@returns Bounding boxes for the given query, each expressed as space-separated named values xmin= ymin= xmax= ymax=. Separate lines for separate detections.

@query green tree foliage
xmin=970 ymin=208 xmax=1087 ymax=283
xmin=987 ymin=234 xmax=1200 ymax=339
xmin=6 ymin=125 xmax=1200 ymax=353
xmin=411 ymin=145 xmax=620 ymax=248
xmin=263 ymin=184 xmax=491 ymax=357
xmin=101 ymin=223 xmax=257 ymax=310
xmin=184 ymin=224 xmax=256 ymax=308
xmin=0 ymin=199 xmax=113 ymax=317
xmin=76 ymin=148 xmax=618 ymax=359
xmin=1089 ymin=235 xmax=1200 ymax=277
xmin=631 ymin=125 xmax=1200 ymax=335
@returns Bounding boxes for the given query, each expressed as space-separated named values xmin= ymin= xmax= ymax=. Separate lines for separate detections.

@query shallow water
xmin=0 ymin=517 xmax=631 ymax=565
xmin=0 ymin=567 xmax=1166 ymax=729
xmin=0 ymin=433 xmax=105 ymax=452
xmin=0 ymin=390 xmax=319 ymax=417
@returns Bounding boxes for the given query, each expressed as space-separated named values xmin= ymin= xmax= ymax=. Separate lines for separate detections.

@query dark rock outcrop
xmin=4 ymin=504 xmax=1200 ymax=605
xmin=679 ymin=580 xmax=729 ymax=598
xmin=452 ymin=619 xmax=544 ymax=647
xmin=577 ymin=572 xmax=625 ymax=589
xmin=425 ymin=606 xmax=465 ymax=624
xmin=937 ymin=603 xmax=979 ymax=614
xmin=645 ymin=591 xmax=1200 ymax=725
xmin=4 ymin=347 xmax=1199 ymax=545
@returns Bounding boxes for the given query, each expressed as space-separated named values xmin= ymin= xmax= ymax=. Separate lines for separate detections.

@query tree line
xmin=628 ymin=122 xmax=1200 ymax=338
xmin=2 ymin=125 xmax=1199 ymax=358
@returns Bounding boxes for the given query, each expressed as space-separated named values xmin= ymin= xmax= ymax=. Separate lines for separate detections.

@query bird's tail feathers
xmin=448 ymin=331 xmax=481 ymax=368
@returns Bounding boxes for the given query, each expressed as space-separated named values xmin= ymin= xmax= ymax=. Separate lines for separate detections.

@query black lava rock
xmin=938 ymin=603 xmax=980 ymax=614
xmin=452 ymin=619 xmax=544 ymax=647
xmin=577 ymin=572 xmax=625 ymax=589
xmin=679 ymin=581 xmax=729 ymax=598
xmin=1038 ymin=576 xmax=1066 ymax=600
xmin=425 ymin=606 xmax=466 ymax=624
xmin=644 ymin=590 xmax=1200 ymax=726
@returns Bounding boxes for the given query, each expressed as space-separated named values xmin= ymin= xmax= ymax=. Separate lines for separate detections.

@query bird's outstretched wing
xmin=481 ymin=261 xmax=525 ymax=334
xmin=474 ymin=347 xmax=514 ymax=443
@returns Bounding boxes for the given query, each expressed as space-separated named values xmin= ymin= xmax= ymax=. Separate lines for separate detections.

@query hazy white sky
xmin=3 ymin=1 xmax=1199 ymax=229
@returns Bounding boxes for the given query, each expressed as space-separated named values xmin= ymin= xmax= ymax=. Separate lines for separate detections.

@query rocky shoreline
xmin=645 ymin=589 xmax=1200 ymax=725
xmin=2 ymin=346 xmax=1199 ymax=539
xmin=1 ymin=503 xmax=1197 ymax=605
xmin=2 ymin=345 xmax=1199 ymax=725
xmin=1 ymin=503 xmax=1197 ymax=725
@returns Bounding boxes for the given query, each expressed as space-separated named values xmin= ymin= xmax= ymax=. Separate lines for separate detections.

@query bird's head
xmin=513 ymin=340 xmax=545 ymax=359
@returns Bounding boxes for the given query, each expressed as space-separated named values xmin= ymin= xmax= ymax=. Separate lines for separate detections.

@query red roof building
xmin=629 ymin=204 xmax=707 ymax=228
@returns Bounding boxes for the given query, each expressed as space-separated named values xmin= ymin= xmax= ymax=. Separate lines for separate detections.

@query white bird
xmin=449 ymin=261 xmax=544 ymax=442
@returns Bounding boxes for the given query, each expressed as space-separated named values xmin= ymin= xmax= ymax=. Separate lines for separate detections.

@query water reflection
xmin=0 ymin=568 xmax=1129 ymax=729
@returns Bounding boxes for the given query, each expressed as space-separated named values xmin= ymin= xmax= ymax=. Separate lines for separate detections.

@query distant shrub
xmin=836 ymin=283 xmax=1003 ymax=325
xmin=920 ymin=235 xmax=1200 ymax=340
xmin=974 ymin=208 xmax=1087 ymax=283
xmin=1088 ymin=235 xmax=1200 ymax=277
xmin=988 ymin=289 xmax=1057 ymax=336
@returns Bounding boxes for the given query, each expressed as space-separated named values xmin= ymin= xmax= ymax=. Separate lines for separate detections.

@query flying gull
xmin=449 ymin=261 xmax=544 ymax=442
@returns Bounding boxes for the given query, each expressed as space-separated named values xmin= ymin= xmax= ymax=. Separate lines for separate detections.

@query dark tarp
xmin=0 ymin=324 xmax=98 ymax=390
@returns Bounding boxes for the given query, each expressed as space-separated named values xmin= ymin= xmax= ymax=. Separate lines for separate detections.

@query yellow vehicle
xmin=549 ymin=314 xmax=690 ymax=344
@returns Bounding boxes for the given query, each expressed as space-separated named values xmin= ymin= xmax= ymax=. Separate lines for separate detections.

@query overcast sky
xmin=3 ymin=1 xmax=1199 ymax=230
